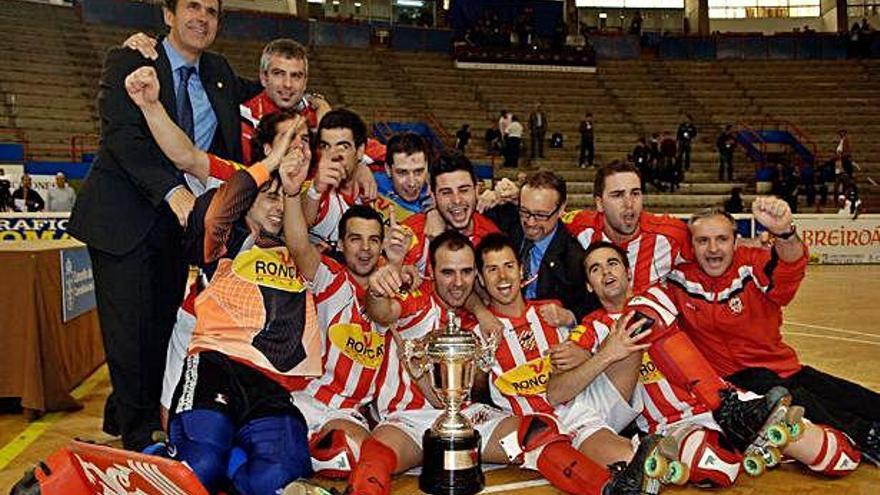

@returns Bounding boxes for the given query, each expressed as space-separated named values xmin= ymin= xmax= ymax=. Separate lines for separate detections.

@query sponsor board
xmin=0 ymin=212 xmax=70 ymax=240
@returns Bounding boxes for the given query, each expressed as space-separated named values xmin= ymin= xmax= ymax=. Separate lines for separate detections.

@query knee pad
xmin=309 ymin=429 xmax=361 ymax=479
xmin=806 ymin=425 xmax=860 ymax=477
xmin=168 ymin=409 xmax=235 ymax=491
xmin=677 ymin=428 xmax=741 ymax=488
xmin=230 ymin=415 xmax=313 ymax=495
xmin=499 ymin=414 xmax=570 ymax=470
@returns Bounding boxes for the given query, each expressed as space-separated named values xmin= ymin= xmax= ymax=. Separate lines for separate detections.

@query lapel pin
xmin=217 ymin=81 xmax=223 ymax=89
xmin=549 ymin=261 xmax=556 ymax=268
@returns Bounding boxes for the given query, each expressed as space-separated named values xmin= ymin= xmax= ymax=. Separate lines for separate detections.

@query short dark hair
xmin=475 ymin=233 xmax=518 ymax=272
xmin=386 ymin=132 xmax=432 ymax=169
xmin=251 ymin=110 xmax=301 ymax=163
xmin=429 ymin=150 xmax=476 ymax=192
xmin=593 ymin=160 xmax=641 ymax=198
xmin=429 ymin=230 xmax=474 ymax=270
xmin=339 ymin=204 xmax=385 ymax=242
xmin=318 ymin=108 xmax=367 ymax=148
xmin=521 ymin=170 xmax=566 ymax=206
xmin=164 ymin=0 xmax=222 ymax=15
xmin=583 ymin=241 xmax=630 ymax=275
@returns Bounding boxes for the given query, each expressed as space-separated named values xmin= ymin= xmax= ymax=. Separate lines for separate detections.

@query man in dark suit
xmin=528 ymin=103 xmax=548 ymax=160
xmin=67 ymin=0 xmax=260 ymax=451
xmin=485 ymin=171 xmax=598 ymax=321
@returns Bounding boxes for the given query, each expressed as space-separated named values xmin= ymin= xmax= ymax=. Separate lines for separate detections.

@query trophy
xmin=404 ymin=310 xmax=496 ymax=495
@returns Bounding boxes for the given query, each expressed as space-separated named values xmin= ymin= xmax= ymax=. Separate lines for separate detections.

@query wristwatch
xmin=774 ymin=224 xmax=797 ymax=240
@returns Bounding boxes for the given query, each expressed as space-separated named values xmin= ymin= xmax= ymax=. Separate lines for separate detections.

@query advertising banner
xmin=60 ymin=246 xmax=96 ymax=322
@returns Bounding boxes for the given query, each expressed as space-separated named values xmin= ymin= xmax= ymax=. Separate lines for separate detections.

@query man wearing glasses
xmin=485 ymin=170 xmax=597 ymax=320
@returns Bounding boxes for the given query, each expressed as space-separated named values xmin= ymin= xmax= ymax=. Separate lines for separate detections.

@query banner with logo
xmin=60 ymin=246 xmax=96 ymax=322
xmin=795 ymin=215 xmax=880 ymax=265
xmin=0 ymin=212 xmax=70 ymax=241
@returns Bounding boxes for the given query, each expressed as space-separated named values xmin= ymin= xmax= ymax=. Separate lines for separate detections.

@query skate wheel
xmin=644 ymin=453 xmax=669 ymax=479
xmin=764 ymin=446 xmax=782 ymax=468
xmin=787 ymin=420 xmax=805 ymax=442
xmin=664 ymin=461 xmax=690 ymax=486
xmin=743 ymin=454 xmax=766 ymax=476
xmin=767 ymin=424 xmax=790 ymax=447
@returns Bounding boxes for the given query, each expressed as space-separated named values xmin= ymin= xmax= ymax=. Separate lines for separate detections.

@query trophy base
xmin=419 ymin=429 xmax=484 ymax=495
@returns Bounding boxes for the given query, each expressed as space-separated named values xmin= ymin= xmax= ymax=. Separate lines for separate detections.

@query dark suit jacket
xmin=485 ymin=204 xmax=599 ymax=321
xmin=68 ymin=45 xmax=261 ymax=256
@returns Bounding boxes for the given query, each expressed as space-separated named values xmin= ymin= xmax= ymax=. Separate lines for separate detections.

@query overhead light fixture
xmin=397 ymin=0 xmax=424 ymax=7
xmin=307 ymin=0 xmax=323 ymax=4
xmin=599 ymin=12 xmax=608 ymax=18
xmin=331 ymin=0 xmax=340 ymax=4
xmin=354 ymin=1 xmax=362 ymax=5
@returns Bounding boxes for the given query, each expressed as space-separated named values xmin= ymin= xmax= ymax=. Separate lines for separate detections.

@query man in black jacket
xmin=67 ymin=0 xmax=261 ymax=451
xmin=485 ymin=171 xmax=598 ymax=321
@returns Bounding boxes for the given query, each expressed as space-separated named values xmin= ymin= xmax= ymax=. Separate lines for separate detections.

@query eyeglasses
xmin=518 ymin=203 xmax=561 ymax=222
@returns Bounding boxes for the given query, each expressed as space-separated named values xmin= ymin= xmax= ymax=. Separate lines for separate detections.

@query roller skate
xmin=642 ymin=424 xmax=697 ymax=487
xmin=283 ymin=479 xmax=342 ymax=495
xmin=740 ymin=404 xmax=805 ymax=476
xmin=602 ymin=434 xmax=664 ymax=495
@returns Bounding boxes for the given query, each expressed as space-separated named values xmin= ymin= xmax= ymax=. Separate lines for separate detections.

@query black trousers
xmin=530 ymin=131 xmax=545 ymax=158
xmin=677 ymin=142 xmax=691 ymax=170
xmin=504 ymin=137 xmax=522 ymax=168
xmin=579 ymin=137 xmax=594 ymax=166
xmin=726 ymin=366 xmax=880 ymax=447
xmin=89 ymin=212 xmax=188 ymax=451
xmin=719 ymin=153 xmax=734 ymax=181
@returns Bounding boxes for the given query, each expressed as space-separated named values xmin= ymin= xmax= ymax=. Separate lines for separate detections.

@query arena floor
xmin=1 ymin=265 xmax=878 ymax=494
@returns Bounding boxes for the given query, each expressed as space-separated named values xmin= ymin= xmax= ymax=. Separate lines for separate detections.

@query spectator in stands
xmin=578 ymin=112 xmax=595 ymax=168
xmin=833 ymin=129 xmax=854 ymax=200
xmin=676 ymin=113 xmax=697 ymax=171
xmin=837 ymin=176 xmax=862 ymax=219
xmin=528 ymin=103 xmax=548 ymax=160
xmin=660 ymin=130 xmax=679 ymax=191
xmin=724 ymin=186 xmax=744 ymax=214
xmin=485 ymin=121 xmax=502 ymax=156
xmin=483 ymin=170 xmax=596 ymax=320
xmin=504 ymin=115 xmax=524 ymax=168
xmin=629 ymin=11 xmax=643 ymax=36
xmin=630 ymin=137 xmax=651 ymax=191
xmin=800 ymin=160 xmax=817 ymax=208
xmin=46 ymin=172 xmax=76 ymax=212
xmin=716 ymin=124 xmax=736 ymax=182
xmin=861 ymin=17 xmax=872 ymax=32
xmin=498 ymin=109 xmax=512 ymax=140
xmin=818 ymin=157 xmax=836 ymax=206
xmin=455 ymin=123 xmax=471 ymax=152
xmin=67 ymin=0 xmax=261 ymax=451
xmin=0 ymin=169 xmax=12 ymax=212
xmin=12 ymin=174 xmax=44 ymax=212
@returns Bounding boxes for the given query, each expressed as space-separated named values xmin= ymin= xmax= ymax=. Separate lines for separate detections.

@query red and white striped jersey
xmin=309 ymin=189 xmax=361 ymax=247
xmin=476 ymin=301 xmax=566 ymax=417
xmin=562 ymin=210 xmax=692 ymax=292
xmin=402 ymin=212 xmax=499 ymax=275
xmin=302 ymin=256 xmax=384 ymax=409
xmin=570 ymin=287 xmax=708 ymax=434
xmin=373 ymin=280 xmax=477 ymax=415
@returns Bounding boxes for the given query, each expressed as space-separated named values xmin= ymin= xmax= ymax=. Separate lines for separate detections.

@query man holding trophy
xmin=352 ymin=232 xmax=639 ymax=495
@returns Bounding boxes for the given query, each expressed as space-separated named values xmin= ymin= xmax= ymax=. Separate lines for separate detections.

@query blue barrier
xmin=391 ymin=26 xmax=453 ymax=53
xmin=25 ymin=161 xmax=92 ymax=180
xmin=590 ymin=35 xmax=640 ymax=59
xmin=659 ymin=34 xmax=858 ymax=60
xmin=313 ymin=22 xmax=371 ymax=48
xmin=0 ymin=143 xmax=25 ymax=162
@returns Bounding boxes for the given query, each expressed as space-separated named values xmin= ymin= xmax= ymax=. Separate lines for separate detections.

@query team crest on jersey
xmin=494 ymin=356 xmax=552 ymax=396
xmin=638 ymin=353 xmax=664 ymax=384
xmin=329 ymin=323 xmax=384 ymax=368
xmin=232 ymin=246 xmax=306 ymax=293
xmin=514 ymin=324 xmax=537 ymax=352
xmin=560 ymin=210 xmax=580 ymax=224
xmin=727 ymin=296 xmax=744 ymax=315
